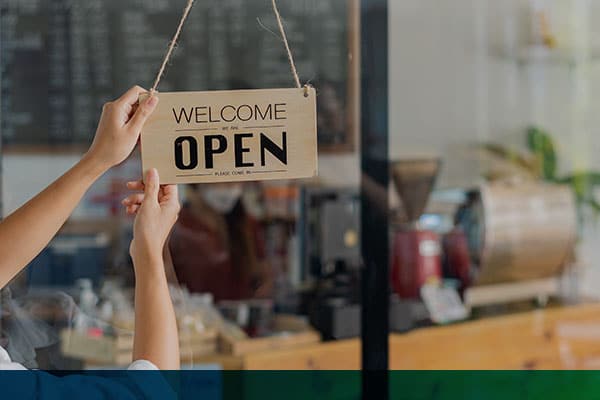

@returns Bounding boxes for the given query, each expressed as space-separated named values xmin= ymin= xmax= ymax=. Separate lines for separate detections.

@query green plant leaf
xmin=589 ymin=199 xmax=600 ymax=213
xmin=526 ymin=126 xmax=557 ymax=181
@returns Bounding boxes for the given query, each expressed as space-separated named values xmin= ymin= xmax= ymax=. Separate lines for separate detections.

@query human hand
xmin=127 ymin=169 xmax=180 ymax=268
xmin=85 ymin=86 xmax=158 ymax=171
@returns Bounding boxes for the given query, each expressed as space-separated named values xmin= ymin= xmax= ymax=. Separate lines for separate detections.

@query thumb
xmin=143 ymin=168 xmax=160 ymax=204
xmin=128 ymin=94 xmax=159 ymax=133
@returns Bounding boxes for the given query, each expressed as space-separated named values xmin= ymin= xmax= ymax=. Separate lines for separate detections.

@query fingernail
xmin=146 ymin=95 xmax=158 ymax=107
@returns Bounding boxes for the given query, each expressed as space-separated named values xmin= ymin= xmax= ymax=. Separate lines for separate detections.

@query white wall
xmin=317 ymin=153 xmax=359 ymax=187
xmin=3 ymin=154 xmax=82 ymax=217
xmin=389 ymin=0 xmax=600 ymax=188
xmin=1 ymin=153 xmax=144 ymax=218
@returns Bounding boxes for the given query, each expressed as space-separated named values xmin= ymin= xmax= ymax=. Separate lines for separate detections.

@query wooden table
xmin=240 ymin=303 xmax=600 ymax=370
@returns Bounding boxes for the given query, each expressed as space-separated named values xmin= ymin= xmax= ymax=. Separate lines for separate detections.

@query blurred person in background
xmin=167 ymin=183 xmax=273 ymax=301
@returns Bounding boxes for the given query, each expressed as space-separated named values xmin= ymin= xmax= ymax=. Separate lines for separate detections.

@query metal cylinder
xmin=474 ymin=182 xmax=577 ymax=285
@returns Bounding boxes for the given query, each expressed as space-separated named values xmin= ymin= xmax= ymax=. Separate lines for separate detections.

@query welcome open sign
xmin=140 ymin=87 xmax=317 ymax=184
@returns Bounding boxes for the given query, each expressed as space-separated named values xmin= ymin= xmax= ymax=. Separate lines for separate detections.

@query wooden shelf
xmin=242 ymin=303 xmax=600 ymax=370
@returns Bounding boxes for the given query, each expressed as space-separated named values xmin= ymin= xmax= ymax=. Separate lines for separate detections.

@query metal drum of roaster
xmin=469 ymin=182 xmax=577 ymax=285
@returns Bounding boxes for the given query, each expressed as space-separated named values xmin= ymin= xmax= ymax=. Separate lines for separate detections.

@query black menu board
xmin=0 ymin=0 xmax=357 ymax=151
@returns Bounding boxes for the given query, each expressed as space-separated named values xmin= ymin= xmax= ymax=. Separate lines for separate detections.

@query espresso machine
xmin=390 ymin=159 xmax=442 ymax=299
xmin=300 ymin=187 xmax=362 ymax=340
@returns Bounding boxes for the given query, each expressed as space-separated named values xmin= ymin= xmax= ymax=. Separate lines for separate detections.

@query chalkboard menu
xmin=0 ymin=0 xmax=358 ymax=152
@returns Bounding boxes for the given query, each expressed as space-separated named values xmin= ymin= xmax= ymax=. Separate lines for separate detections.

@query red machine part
xmin=391 ymin=229 xmax=442 ymax=298
xmin=443 ymin=227 xmax=471 ymax=291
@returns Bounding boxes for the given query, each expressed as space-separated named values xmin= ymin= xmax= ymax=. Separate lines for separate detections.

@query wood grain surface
xmin=140 ymin=88 xmax=317 ymax=184
xmin=243 ymin=304 xmax=600 ymax=370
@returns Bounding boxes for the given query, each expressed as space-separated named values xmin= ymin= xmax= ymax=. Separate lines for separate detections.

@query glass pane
xmin=387 ymin=0 xmax=592 ymax=375
xmin=0 ymin=0 xmax=362 ymax=378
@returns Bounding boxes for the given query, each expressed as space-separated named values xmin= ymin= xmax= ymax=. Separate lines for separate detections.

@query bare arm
xmin=129 ymin=169 xmax=180 ymax=370
xmin=0 ymin=157 xmax=103 ymax=287
xmin=163 ymin=239 xmax=180 ymax=286
xmin=0 ymin=86 xmax=158 ymax=288
xmin=131 ymin=253 xmax=180 ymax=369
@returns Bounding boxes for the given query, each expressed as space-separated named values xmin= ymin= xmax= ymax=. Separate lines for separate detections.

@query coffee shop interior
xmin=5 ymin=0 xmax=600 ymax=375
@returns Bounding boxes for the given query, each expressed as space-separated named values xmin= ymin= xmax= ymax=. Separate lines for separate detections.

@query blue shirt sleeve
xmin=0 ymin=370 xmax=177 ymax=400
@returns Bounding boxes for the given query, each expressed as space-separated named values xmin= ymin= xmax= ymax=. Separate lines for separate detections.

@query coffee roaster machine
xmin=457 ymin=181 xmax=577 ymax=310
xmin=389 ymin=158 xmax=578 ymax=319
xmin=388 ymin=158 xmax=465 ymax=328
xmin=390 ymin=159 xmax=444 ymax=299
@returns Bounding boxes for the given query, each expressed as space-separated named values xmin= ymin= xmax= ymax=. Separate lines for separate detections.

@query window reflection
xmin=0 ymin=0 xmax=358 ymax=371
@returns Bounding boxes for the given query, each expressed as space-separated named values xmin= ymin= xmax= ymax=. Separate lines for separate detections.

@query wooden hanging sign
xmin=140 ymin=87 xmax=317 ymax=184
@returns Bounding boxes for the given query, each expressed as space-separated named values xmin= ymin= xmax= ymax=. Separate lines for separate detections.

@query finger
xmin=128 ymin=102 xmax=139 ymax=120
xmin=126 ymin=180 xmax=145 ymax=191
xmin=163 ymin=185 xmax=181 ymax=212
xmin=126 ymin=94 xmax=159 ymax=134
xmin=126 ymin=204 xmax=140 ymax=215
xmin=116 ymin=85 xmax=147 ymax=107
xmin=161 ymin=184 xmax=178 ymax=199
xmin=121 ymin=193 xmax=145 ymax=206
xmin=158 ymin=184 xmax=178 ymax=202
xmin=143 ymin=168 xmax=160 ymax=203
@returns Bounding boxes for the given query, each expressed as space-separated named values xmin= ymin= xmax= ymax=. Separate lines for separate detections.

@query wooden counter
xmin=241 ymin=303 xmax=600 ymax=370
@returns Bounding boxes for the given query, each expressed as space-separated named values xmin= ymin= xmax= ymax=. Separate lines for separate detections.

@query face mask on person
xmin=201 ymin=185 xmax=243 ymax=213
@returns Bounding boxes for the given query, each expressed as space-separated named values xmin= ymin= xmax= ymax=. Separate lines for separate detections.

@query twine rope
xmin=150 ymin=0 xmax=196 ymax=93
xmin=271 ymin=0 xmax=302 ymax=89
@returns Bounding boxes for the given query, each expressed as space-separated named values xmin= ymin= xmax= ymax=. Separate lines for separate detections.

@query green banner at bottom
xmin=222 ymin=371 xmax=600 ymax=400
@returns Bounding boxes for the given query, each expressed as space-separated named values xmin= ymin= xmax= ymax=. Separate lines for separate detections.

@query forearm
xmin=0 ymin=155 xmax=106 ymax=287
xmin=132 ymin=254 xmax=180 ymax=370
xmin=162 ymin=241 xmax=179 ymax=285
